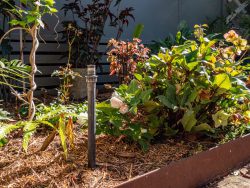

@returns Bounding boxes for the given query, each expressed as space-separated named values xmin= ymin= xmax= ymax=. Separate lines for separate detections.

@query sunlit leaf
xmin=58 ymin=115 xmax=67 ymax=158
xmin=23 ymin=122 xmax=38 ymax=152
xmin=213 ymin=73 xmax=232 ymax=90
xmin=181 ymin=110 xmax=197 ymax=132
xmin=212 ymin=110 xmax=230 ymax=128
xmin=192 ymin=123 xmax=214 ymax=132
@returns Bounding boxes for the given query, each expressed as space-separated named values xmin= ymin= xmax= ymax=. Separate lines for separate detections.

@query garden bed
xmin=117 ymin=133 xmax=250 ymax=188
xmin=0 ymin=129 xmax=219 ymax=188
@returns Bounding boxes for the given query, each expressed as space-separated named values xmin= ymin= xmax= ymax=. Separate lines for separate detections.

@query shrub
xmin=97 ymin=26 xmax=250 ymax=149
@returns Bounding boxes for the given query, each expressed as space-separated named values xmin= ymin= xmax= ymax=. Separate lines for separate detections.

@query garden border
xmin=116 ymin=134 xmax=250 ymax=188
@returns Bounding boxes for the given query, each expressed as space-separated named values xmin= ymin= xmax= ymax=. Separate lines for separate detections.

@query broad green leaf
xmin=133 ymin=24 xmax=144 ymax=38
xmin=213 ymin=73 xmax=232 ymax=90
xmin=202 ymin=40 xmax=217 ymax=54
xmin=58 ymin=116 xmax=67 ymax=158
xmin=187 ymin=61 xmax=199 ymax=71
xmin=180 ymin=86 xmax=192 ymax=106
xmin=97 ymin=102 xmax=118 ymax=116
xmin=181 ymin=110 xmax=197 ymax=132
xmin=9 ymin=20 xmax=26 ymax=27
xmin=27 ymin=15 xmax=36 ymax=23
xmin=187 ymin=90 xmax=198 ymax=103
xmin=192 ymin=123 xmax=214 ymax=132
xmin=158 ymin=95 xmax=176 ymax=109
xmin=144 ymin=101 xmax=160 ymax=113
xmin=157 ymin=84 xmax=177 ymax=109
xmin=44 ymin=0 xmax=56 ymax=7
xmin=50 ymin=8 xmax=58 ymax=13
xmin=127 ymin=79 xmax=139 ymax=94
xmin=134 ymin=73 xmax=143 ymax=81
xmin=140 ymin=89 xmax=152 ymax=103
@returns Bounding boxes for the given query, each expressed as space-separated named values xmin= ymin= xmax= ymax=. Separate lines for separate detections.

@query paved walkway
xmin=207 ymin=163 xmax=250 ymax=188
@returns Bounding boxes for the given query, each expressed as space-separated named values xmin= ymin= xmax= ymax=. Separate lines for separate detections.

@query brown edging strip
xmin=116 ymin=134 xmax=250 ymax=188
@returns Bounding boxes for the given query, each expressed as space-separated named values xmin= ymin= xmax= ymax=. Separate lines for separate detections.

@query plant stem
xmin=27 ymin=25 xmax=39 ymax=121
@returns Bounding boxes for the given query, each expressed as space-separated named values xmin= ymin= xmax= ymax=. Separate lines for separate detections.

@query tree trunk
xmin=27 ymin=26 xmax=39 ymax=121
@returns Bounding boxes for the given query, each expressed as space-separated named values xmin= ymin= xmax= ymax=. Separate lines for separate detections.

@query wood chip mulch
xmin=0 ymin=130 xmax=215 ymax=188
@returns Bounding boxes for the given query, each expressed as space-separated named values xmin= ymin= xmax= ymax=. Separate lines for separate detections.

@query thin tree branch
xmin=0 ymin=27 xmax=29 ymax=44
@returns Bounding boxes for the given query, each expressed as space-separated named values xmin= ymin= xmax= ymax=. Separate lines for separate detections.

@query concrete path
xmin=207 ymin=163 xmax=250 ymax=188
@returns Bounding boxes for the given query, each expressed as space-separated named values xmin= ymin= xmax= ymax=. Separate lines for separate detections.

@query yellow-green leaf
xmin=192 ymin=123 xmax=214 ymax=132
xmin=58 ymin=115 xmax=67 ymax=158
xmin=213 ymin=73 xmax=232 ymax=90
xmin=181 ymin=110 xmax=197 ymax=132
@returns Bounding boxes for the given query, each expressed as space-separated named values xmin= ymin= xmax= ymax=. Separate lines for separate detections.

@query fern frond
xmin=0 ymin=123 xmax=22 ymax=140
xmin=22 ymin=121 xmax=39 ymax=152
xmin=0 ymin=58 xmax=31 ymax=88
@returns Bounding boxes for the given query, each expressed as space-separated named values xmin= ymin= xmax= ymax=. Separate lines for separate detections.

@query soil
xmin=0 ymin=129 xmax=215 ymax=188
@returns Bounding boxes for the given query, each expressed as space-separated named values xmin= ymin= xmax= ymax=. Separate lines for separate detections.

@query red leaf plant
xmin=107 ymin=38 xmax=150 ymax=84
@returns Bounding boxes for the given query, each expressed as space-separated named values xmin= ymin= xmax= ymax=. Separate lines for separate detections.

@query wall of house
xmin=42 ymin=0 xmax=224 ymax=42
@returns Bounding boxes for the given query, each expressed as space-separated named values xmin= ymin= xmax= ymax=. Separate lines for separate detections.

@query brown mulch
xmin=0 ymin=130 xmax=215 ymax=188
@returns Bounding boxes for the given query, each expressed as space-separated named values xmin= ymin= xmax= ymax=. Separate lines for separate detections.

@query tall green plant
xmin=0 ymin=0 xmax=57 ymax=120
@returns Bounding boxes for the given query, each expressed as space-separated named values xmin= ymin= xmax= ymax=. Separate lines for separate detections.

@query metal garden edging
xmin=116 ymin=134 xmax=250 ymax=188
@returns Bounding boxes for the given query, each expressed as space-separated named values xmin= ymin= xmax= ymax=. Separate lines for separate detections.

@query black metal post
xmin=86 ymin=65 xmax=97 ymax=168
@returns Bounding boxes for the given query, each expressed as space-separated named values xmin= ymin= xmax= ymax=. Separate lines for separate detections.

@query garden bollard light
xmin=86 ymin=65 xmax=97 ymax=168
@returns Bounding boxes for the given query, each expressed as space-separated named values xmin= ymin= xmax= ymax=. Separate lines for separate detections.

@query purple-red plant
xmin=107 ymin=38 xmax=150 ymax=84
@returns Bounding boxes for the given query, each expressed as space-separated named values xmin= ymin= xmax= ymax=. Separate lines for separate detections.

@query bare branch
xmin=0 ymin=27 xmax=29 ymax=44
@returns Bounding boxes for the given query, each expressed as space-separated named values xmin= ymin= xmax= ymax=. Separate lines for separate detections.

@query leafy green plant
xmin=0 ymin=102 xmax=88 ymax=157
xmin=52 ymin=24 xmax=81 ymax=104
xmin=97 ymin=26 xmax=250 ymax=149
xmin=148 ymin=21 xmax=192 ymax=54
xmin=52 ymin=64 xmax=81 ymax=104
xmin=0 ymin=0 xmax=57 ymax=120
xmin=208 ymin=0 xmax=250 ymax=40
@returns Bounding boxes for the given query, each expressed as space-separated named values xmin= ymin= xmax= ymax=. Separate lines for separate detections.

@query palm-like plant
xmin=0 ymin=58 xmax=31 ymax=86
xmin=0 ymin=58 xmax=31 ymax=103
